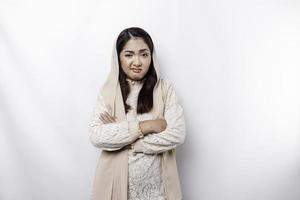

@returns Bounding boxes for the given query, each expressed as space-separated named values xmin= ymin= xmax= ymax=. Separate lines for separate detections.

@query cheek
xmin=143 ymin=58 xmax=151 ymax=70
xmin=120 ymin=57 xmax=130 ymax=67
xmin=120 ymin=60 xmax=130 ymax=75
xmin=120 ymin=58 xmax=132 ymax=74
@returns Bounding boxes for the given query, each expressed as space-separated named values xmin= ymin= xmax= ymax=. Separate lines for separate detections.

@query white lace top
xmin=89 ymin=78 xmax=186 ymax=200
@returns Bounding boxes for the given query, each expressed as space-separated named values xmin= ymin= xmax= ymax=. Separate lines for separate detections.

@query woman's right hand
xmin=139 ymin=119 xmax=167 ymax=135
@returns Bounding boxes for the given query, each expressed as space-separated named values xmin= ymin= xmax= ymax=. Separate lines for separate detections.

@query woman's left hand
xmin=99 ymin=111 xmax=116 ymax=124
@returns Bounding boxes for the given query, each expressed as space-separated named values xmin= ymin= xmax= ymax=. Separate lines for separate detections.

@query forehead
xmin=122 ymin=38 xmax=150 ymax=52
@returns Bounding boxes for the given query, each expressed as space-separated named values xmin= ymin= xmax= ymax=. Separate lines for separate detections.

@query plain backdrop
xmin=1 ymin=0 xmax=300 ymax=200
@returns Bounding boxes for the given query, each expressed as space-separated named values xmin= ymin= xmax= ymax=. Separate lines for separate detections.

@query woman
xmin=89 ymin=27 xmax=186 ymax=200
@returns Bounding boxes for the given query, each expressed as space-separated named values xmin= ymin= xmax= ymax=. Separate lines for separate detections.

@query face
xmin=119 ymin=37 xmax=151 ymax=81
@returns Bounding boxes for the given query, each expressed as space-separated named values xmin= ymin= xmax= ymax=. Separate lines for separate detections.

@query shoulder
xmin=161 ymin=78 xmax=175 ymax=93
xmin=160 ymin=78 xmax=179 ymax=103
xmin=94 ymin=92 xmax=111 ymax=113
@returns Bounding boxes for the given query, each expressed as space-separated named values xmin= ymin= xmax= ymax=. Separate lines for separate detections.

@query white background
xmin=1 ymin=0 xmax=300 ymax=200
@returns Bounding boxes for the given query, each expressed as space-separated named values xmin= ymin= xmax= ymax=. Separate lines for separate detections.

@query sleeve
xmin=132 ymin=80 xmax=186 ymax=154
xmin=89 ymin=92 xmax=142 ymax=151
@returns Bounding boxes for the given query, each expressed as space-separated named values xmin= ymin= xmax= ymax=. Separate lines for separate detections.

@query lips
xmin=131 ymin=68 xmax=142 ymax=73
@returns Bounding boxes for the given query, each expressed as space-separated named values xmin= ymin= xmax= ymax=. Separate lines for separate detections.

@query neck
xmin=126 ymin=77 xmax=146 ymax=82
xmin=126 ymin=77 xmax=146 ymax=86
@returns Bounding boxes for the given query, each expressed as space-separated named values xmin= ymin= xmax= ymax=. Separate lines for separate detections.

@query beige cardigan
xmin=90 ymin=36 xmax=184 ymax=200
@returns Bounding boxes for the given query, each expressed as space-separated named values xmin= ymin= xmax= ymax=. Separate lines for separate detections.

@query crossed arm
xmin=89 ymin=80 xmax=186 ymax=154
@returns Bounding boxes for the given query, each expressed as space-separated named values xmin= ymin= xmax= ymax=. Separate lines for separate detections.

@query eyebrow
xmin=123 ymin=49 xmax=149 ymax=53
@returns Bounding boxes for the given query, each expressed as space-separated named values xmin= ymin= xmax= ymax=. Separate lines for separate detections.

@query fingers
xmin=100 ymin=113 xmax=112 ymax=124
xmin=99 ymin=114 xmax=107 ymax=123
xmin=99 ymin=111 xmax=116 ymax=124
xmin=105 ymin=111 xmax=116 ymax=122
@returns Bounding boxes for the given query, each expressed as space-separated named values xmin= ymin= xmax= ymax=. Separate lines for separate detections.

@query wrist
xmin=139 ymin=120 xmax=152 ymax=135
xmin=137 ymin=122 xmax=144 ymax=138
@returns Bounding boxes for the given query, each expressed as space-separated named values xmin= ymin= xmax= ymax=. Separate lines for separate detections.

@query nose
xmin=133 ymin=56 xmax=142 ymax=67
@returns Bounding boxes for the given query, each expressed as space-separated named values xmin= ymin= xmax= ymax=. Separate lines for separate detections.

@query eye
xmin=124 ymin=54 xmax=132 ymax=57
xmin=142 ymin=53 xmax=148 ymax=57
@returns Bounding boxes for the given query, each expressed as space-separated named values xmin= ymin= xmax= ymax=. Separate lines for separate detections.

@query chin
xmin=132 ymin=77 xmax=143 ymax=81
xmin=130 ymin=74 xmax=145 ymax=81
